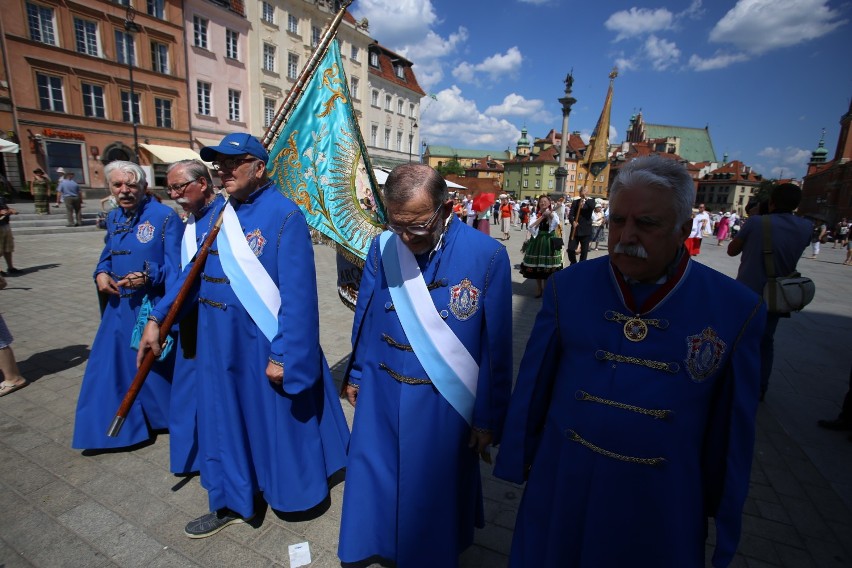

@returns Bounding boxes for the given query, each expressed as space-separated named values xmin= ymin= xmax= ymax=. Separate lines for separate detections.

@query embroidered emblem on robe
xmin=684 ymin=327 xmax=726 ymax=382
xmin=245 ymin=229 xmax=266 ymax=257
xmin=136 ymin=220 xmax=155 ymax=244
xmin=449 ymin=278 xmax=481 ymax=321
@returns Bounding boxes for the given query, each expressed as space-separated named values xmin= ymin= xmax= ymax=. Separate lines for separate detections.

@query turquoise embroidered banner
xmin=266 ymin=39 xmax=385 ymax=261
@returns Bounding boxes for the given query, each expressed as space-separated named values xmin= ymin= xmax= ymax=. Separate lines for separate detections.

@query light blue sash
xmin=180 ymin=214 xmax=197 ymax=268
xmin=216 ymin=200 xmax=280 ymax=342
xmin=379 ymin=231 xmax=478 ymax=424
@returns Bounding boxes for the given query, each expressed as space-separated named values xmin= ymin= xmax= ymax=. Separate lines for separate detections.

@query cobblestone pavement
xmin=1 ymin=207 xmax=851 ymax=567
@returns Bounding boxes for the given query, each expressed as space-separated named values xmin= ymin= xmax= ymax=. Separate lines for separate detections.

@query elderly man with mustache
xmin=73 ymin=160 xmax=183 ymax=451
xmin=494 ymin=155 xmax=766 ymax=568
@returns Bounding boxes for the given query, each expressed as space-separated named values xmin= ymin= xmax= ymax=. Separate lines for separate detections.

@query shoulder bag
xmin=761 ymin=217 xmax=815 ymax=313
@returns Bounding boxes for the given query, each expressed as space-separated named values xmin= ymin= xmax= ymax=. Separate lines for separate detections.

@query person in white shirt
xmin=686 ymin=203 xmax=710 ymax=256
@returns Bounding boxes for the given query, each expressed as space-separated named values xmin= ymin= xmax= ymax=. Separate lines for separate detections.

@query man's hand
xmin=96 ymin=272 xmax=120 ymax=295
xmin=116 ymin=271 xmax=147 ymax=289
xmin=344 ymin=384 xmax=359 ymax=407
xmin=468 ymin=429 xmax=493 ymax=464
xmin=136 ymin=321 xmax=161 ymax=368
xmin=266 ymin=362 xmax=284 ymax=385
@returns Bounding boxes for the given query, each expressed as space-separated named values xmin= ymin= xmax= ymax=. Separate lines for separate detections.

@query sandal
xmin=0 ymin=380 xmax=30 ymax=397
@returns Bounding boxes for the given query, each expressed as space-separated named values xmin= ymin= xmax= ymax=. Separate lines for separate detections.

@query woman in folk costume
xmin=520 ymin=195 xmax=562 ymax=297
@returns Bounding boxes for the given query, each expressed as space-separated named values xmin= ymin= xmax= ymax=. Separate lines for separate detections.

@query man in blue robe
xmin=72 ymin=161 xmax=182 ymax=451
xmin=494 ymin=155 xmax=766 ymax=567
xmin=338 ymin=164 xmax=513 ymax=567
xmin=161 ymin=159 xmax=222 ymax=475
xmin=139 ymin=133 xmax=348 ymax=538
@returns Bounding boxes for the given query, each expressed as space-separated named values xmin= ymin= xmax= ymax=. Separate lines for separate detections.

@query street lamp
xmin=124 ymin=6 xmax=140 ymax=163
xmin=408 ymin=120 xmax=418 ymax=163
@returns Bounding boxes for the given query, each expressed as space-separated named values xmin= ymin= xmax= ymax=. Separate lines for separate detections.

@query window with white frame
xmin=535 ymin=166 xmax=541 ymax=175
xmin=548 ymin=179 xmax=554 ymax=189
xmin=396 ymin=131 xmax=403 ymax=152
xmin=121 ymin=91 xmax=140 ymax=123
xmin=193 ymin=16 xmax=208 ymax=49
xmin=370 ymin=125 xmax=377 ymax=146
xmin=394 ymin=64 xmax=404 ymax=79
xmin=151 ymin=41 xmax=169 ymax=74
xmin=409 ymin=103 xmax=415 ymax=118
xmin=262 ymin=43 xmax=275 ymax=71
xmin=264 ymin=97 xmax=276 ymax=128
xmin=27 ymin=3 xmax=56 ymax=45
xmin=147 ymin=0 xmax=164 ymax=18
xmin=154 ymin=97 xmax=172 ymax=128
xmin=81 ymin=83 xmax=105 ymax=118
xmin=369 ymin=51 xmax=378 ymax=67
xmin=523 ymin=166 xmax=529 ymax=175
xmin=385 ymin=95 xmax=392 ymax=111
xmin=197 ymin=81 xmax=211 ymax=115
xmin=287 ymin=14 xmax=298 ymax=34
xmin=311 ymin=26 xmax=320 ymax=47
xmin=225 ymin=29 xmax=239 ymax=60
xmin=261 ymin=1 xmax=274 ymax=23
xmin=371 ymin=90 xmax=378 ymax=107
xmin=228 ymin=89 xmax=241 ymax=122
xmin=350 ymin=76 xmax=359 ymax=100
xmin=37 ymin=73 xmax=64 ymax=112
xmin=549 ymin=167 xmax=555 ymax=175
xmin=74 ymin=18 xmax=98 ymax=56
xmin=287 ymin=52 xmax=298 ymax=79
xmin=534 ymin=179 xmax=540 ymax=188
xmin=523 ymin=180 xmax=528 ymax=188
xmin=397 ymin=99 xmax=404 ymax=114
xmin=384 ymin=128 xmax=390 ymax=149
xmin=350 ymin=45 xmax=358 ymax=61
xmin=115 ymin=30 xmax=135 ymax=65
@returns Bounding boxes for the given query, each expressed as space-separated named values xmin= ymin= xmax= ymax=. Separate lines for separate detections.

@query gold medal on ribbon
xmin=624 ymin=318 xmax=648 ymax=342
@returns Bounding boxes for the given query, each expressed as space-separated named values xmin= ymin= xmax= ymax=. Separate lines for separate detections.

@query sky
xmin=350 ymin=0 xmax=852 ymax=179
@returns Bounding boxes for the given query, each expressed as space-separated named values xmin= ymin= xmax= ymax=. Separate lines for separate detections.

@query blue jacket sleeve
xmin=472 ymin=246 xmax=512 ymax=443
xmin=493 ymin=274 xmax=561 ymax=484
xmin=707 ymin=298 xmax=765 ymax=568
xmin=145 ymin=212 xmax=182 ymax=290
xmin=345 ymin=238 xmax=380 ymax=388
xmin=269 ymin=209 xmax=322 ymax=395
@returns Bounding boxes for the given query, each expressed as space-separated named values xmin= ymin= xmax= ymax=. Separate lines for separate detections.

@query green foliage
xmin=436 ymin=159 xmax=465 ymax=176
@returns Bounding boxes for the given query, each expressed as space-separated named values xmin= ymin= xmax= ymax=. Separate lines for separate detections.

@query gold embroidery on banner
xmin=575 ymin=390 xmax=671 ymax=419
xmin=379 ymin=362 xmax=431 ymax=385
xmin=596 ymin=350 xmax=679 ymax=373
xmin=566 ymin=429 xmax=666 ymax=466
xmin=604 ymin=310 xmax=667 ymax=342
xmin=316 ymin=63 xmax=347 ymax=118
xmin=381 ymin=334 xmax=413 ymax=352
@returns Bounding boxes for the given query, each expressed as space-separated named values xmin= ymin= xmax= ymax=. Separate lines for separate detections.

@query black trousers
xmin=567 ymin=234 xmax=591 ymax=264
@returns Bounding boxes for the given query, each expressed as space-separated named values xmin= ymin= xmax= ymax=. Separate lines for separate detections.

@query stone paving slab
xmin=0 ymin=218 xmax=851 ymax=567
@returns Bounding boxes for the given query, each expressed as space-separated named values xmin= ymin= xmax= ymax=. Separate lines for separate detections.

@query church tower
xmin=516 ymin=125 xmax=531 ymax=157
xmin=807 ymin=129 xmax=830 ymax=176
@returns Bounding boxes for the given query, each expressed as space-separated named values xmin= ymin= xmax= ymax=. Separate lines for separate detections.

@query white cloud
xmin=484 ymin=93 xmax=555 ymax=123
xmin=605 ymin=7 xmax=674 ymax=41
xmin=351 ymin=0 xmax=469 ymax=91
xmin=644 ymin=35 xmax=681 ymax=70
xmin=708 ymin=0 xmax=847 ymax=55
xmin=452 ymin=47 xmax=524 ymax=85
xmin=756 ymin=146 xmax=812 ymax=178
xmin=688 ymin=52 xmax=749 ymax=71
xmin=614 ymin=56 xmax=637 ymax=72
xmin=420 ymin=86 xmax=521 ymax=149
xmin=677 ymin=0 xmax=705 ymax=22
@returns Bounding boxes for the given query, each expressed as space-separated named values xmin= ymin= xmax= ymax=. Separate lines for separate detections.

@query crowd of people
xmin=3 ymin=137 xmax=852 ymax=566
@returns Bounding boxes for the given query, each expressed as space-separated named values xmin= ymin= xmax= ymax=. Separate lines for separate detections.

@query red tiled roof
xmin=343 ymin=10 xmax=356 ymax=24
xmin=704 ymin=160 xmax=761 ymax=182
xmin=465 ymin=157 xmax=504 ymax=172
xmin=368 ymin=42 xmax=426 ymax=96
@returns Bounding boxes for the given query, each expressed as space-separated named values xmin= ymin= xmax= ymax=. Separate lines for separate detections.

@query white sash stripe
xmin=181 ymin=213 xmax=197 ymax=268
xmin=216 ymin=201 xmax=281 ymax=342
xmin=380 ymin=232 xmax=478 ymax=424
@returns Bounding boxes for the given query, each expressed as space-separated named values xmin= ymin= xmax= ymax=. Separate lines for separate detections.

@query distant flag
xmin=266 ymin=39 xmax=385 ymax=263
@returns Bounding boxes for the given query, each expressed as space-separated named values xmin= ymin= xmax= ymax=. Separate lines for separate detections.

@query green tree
xmin=436 ymin=159 xmax=465 ymax=176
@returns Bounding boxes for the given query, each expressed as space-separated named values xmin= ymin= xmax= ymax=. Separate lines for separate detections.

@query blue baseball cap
xmin=200 ymin=133 xmax=269 ymax=163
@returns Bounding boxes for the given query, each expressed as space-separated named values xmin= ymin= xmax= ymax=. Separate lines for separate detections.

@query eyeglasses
xmin=212 ymin=157 xmax=257 ymax=171
xmin=165 ymin=179 xmax=197 ymax=195
xmin=387 ymin=204 xmax=444 ymax=236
